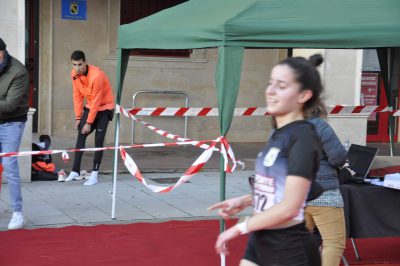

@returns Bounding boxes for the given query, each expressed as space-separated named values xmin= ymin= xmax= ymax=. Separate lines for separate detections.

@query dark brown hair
xmin=278 ymin=54 xmax=326 ymax=116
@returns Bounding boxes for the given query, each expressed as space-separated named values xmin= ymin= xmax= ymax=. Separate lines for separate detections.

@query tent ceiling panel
xmin=118 ymin=0 xmax=400 ymax=50
xmin=118 ymin=0 xmax=256 ymax=49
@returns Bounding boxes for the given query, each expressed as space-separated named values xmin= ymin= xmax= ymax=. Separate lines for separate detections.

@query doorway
xmin=365 ymin=72 xmax=398 ymax=142
xmin=25 ymin=0 xmax=39 ymax=132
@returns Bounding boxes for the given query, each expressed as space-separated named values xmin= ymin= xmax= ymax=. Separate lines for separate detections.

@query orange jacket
xmin=71 ymin=65 xmax=115 ymax=124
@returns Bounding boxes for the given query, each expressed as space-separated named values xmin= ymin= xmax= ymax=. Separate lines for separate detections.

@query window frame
xmin=120 ymin=0 xmax=191 ymax=58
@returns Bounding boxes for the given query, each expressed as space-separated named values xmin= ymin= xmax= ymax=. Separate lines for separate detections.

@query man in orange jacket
xmin=65 ymin=50 xmax=115 ymax=185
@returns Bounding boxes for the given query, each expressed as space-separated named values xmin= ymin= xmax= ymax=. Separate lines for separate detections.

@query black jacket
xmin=309 ymin=117 xmax=347 ymax=190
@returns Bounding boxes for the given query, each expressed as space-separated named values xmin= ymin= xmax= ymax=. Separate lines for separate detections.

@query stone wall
xmin=39 ymin=0 xmax=279 ymax=145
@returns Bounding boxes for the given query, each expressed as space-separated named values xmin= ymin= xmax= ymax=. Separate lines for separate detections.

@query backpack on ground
xmin=31 ymin=135 xmax=58 ymax=181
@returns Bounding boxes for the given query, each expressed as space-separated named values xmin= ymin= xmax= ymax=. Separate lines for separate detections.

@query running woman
xmin=209 ymin=55 xmax=325 ymax=266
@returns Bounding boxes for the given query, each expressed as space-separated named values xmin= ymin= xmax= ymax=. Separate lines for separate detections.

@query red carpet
xmin=342 ymin=237 xmax=400 ymax=265
xmin=0 ymin=220 xmax=246 ymax=266
xmin=1 ymin=220 xmax=399 ymax=266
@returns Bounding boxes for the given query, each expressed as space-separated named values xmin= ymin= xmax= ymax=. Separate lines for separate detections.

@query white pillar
xmin=0 ymin=0 xmax=25 ymax=63
xmin=19 ymin=108 xmax=36 ymax=183
xmin=17 ymin=0 xmax=26 ymax=63
xmin=294 ymin=49 xmax=366 ymax=145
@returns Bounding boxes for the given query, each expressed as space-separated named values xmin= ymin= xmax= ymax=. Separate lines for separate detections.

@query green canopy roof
xmin=118 ymin=0 xmax=400 ymax=49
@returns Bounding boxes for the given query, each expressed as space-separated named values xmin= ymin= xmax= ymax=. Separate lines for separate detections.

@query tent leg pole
xmin=219 ymin=157 xmax=226 ymax=232
xmin=111 ymin=114 xmax=121 ymax=219
xmin=219 ymin=157 xmax=226 ymax=266
xmin=351 ymin=238 xmax=361 ymax=261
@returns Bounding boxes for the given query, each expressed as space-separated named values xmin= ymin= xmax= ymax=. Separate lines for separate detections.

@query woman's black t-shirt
xmin=253 ymin=120 xmax=321 ymax=221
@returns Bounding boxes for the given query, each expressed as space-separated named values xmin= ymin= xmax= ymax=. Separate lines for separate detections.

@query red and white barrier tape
xmin=117 ymin=105 xmax=243 ymax=173
xmin=120 ymin=136 xmax=241 ymax=193
xmin=120 ymin=105 xmax=400 ymax=116
xmin=326 ymin=105 xmax=394 ymax=115
xmin=0 ymin=113 xmax=242 ymax=193
xmin=0 ymin=140 xmax=213 ymax=159
xmin=116 ymin=105 xmax=212 ymax=150
xmin=127 ymin=106 xmax=265 ymax=116
xmin=120 ymin=142 xmax=216 ymax=193
xmin=0 ymin=149 xmax=71 ymax=162
xmin=0 ymin=138 xmax=241 ymax=193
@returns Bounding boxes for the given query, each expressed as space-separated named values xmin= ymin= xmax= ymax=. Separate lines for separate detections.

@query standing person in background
xmin=305 ymin=91 xmax=347 ymax=265
xmin=208 ymin=54 xmax=325 ymax=266
xmin=0 ymin=38 xmax=29 ymax=230
xmin=65 ymin=50 xmax=114 ymax=185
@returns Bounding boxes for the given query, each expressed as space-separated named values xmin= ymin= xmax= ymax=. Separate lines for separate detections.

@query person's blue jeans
xmin=0 ymin=122 xmax=25 ymax=212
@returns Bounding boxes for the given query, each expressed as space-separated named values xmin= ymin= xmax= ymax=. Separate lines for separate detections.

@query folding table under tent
xmin=111 ymin=0 xmax=400 ymax=224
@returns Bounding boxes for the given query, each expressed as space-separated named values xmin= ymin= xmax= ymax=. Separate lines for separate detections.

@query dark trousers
xmin=72 ymin=108 xmax=113 ymax=173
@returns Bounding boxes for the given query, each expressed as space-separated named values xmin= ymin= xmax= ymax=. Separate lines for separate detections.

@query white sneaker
xmin=83 ymin=177 xmax=98 ymax=186
xmin=57 ymin=169 xmax=67 ymax=182
xmin=83 ymin=171 xmax=98 ymax=186
xmin=76 ymin=170 xmax=90 ymax=180
xmin=8 ymin=212 xmax=25 ymax=230
xmin=71 ymin=170 xmax=90 ymax=180
xmin=65 ymin=171 xmax=79 ymax=182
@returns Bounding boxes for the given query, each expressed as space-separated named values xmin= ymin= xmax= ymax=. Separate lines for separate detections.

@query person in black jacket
xmin=0 ymin=38 xmax=29 ymax=230
xmin=305 ymin=101 xmax=347 ymax=266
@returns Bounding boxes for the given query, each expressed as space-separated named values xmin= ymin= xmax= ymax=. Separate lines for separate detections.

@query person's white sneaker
xmin=8 ymin=212 xmax=25 ymax=230
xmin=65 ymin=171 xmax=79 ymax=182
xmin=57 ymin=169 xmax=67 ymax=182
xmin=77 ymin=170 xmax=90 ymax=180
xmin=83 ymin=171 xmax=98 ymax=186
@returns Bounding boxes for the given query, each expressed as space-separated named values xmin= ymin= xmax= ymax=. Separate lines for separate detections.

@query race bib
xmin=253 ymin=174 xmax=275 ymax=213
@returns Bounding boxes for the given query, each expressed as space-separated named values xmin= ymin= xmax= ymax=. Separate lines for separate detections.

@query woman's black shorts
xmin=243 ymin=222 xmax=321 ymax=266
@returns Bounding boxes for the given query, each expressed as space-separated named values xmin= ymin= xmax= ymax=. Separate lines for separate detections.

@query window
xmin=120 ymin=0 xmax=191 ymax=57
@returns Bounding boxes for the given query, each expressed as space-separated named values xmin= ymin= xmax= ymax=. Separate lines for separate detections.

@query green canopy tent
xmin=111 ymin=0 xmax=400 ymax=222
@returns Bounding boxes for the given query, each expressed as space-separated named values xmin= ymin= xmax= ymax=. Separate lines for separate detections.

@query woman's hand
xmin=215 ymin=226 xmax=241 ymax=255
xmin=208 ymin=195 xmax=252 ymax=218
